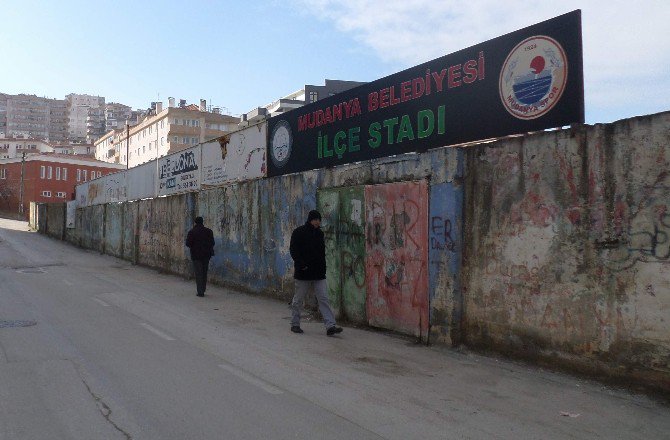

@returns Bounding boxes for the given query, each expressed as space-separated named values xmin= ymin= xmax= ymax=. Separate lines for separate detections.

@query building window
xmin=57 ymin=192 xmax=66 ymax=198
xmin=63 ymin=168 xmax=68 ymax=181
xmin=40 ymin=165 xmax=46 ymax=179
xmin=56 ymin=167 xmax=61 ymax=180
xmin=77 ymin=169 xmax=81 ymax=182
xmin=83 ymin=170 xmax=87 ymax=181
xmin=161 ymin=137 xmax=164 ymax=146
xmin=193 ymin=120 xmax=199 ymax=127
xmin=42 ymin=191 xmax=51 ymax=197
xmin=161 ymin=120 xmax=164 ymax=129
xmin=0 ymin=168 xmax=5 ymax=179
xmin=182 ymin=137 xmax=188 ymax=144
xmin=173 ymin=136 xmax=178 ymax=143
xmin=97 ymin=171 xmax=102 ymax=178
xmin=191 ymin=137 xmax=198 ymax=144
xmin=143 ymin=146 xmax=146 ymax=153
xmin=47 ymin=166 xmax=53 ymax=179
xmin=309 ymin=91 xmax=318 ymax=103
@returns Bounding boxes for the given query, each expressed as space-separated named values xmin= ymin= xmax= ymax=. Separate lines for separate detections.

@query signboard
xmin=267 ymin=10 xmax=584 ymax=176
xmin=127 ymin=161 xmax=157 ymax=201
xmin=201 ymin=123 xmax=267 ymax=186
xmin=157 ymin=145 xmax=201 ymax=196
xmin=66 ymin=200 xmax=76 ymax=228
xmin=85 ymin=172 xmax=127 ymax=205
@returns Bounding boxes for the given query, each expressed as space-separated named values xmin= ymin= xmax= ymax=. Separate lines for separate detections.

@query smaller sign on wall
xmin=66 ymin=200 xmax=76 ymax=229
xmin=201 ymin=123 xmax=267 ymax=187
xmin=157 ymin=146 xmax=201 ymax=196
xmin=76 ymin=181 xmax=90 ymax=207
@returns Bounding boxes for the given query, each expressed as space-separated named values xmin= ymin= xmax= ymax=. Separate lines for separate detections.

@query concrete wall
xmin=463 ymin=113 xmax=670 ymax=389
xmin=45 ymin=203 xmax=66 ymax=240
xmin=37 ymin=111 xmax=670 ymax=392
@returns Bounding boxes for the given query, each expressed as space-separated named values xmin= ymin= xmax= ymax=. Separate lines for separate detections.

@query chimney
xmin=200 ymin=99 xmax=206 ymax=112
xmin=156 ymin=102 xmax=163 ymax=113
xmin=168 ymin=97 xmax=175 ymax=108
xmin=212 ymin=107 xmax=220 ymax=114
xmin=179 ymin=99 xmax=186 ymax=108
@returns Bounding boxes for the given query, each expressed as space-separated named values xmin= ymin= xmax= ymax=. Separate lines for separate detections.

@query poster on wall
xmin=201 ymin=123 xmax=267 ymax=186
xmin=66 ymin=200 xmax=76 ymax=229
xmin=157 ymin=145 xmax=201 ymax=196
xmin=267 ymin=10 xmax=584 ymax=177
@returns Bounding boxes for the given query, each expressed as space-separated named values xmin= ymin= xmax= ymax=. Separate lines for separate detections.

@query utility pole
xmin=19 ymin=152 xmax=25 ymax=216
xmin=126 ymin=121 xmax=130 ymax=170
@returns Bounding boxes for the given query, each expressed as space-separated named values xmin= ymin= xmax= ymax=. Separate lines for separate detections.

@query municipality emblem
xmin=499 ymin=35 xmax=568 ymax=120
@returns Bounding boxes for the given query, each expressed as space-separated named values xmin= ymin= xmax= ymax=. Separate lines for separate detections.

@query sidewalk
xmin=90 ymin=253 xmax=669 ymax=440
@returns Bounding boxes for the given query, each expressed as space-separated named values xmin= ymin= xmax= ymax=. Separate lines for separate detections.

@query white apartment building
xmin=95 ymin=99 xmax=238 ymax=167
xmin=66 ymin=93 xmax=105 ymax=142
xmin=0 ymin=135 xmax=53 ymax=159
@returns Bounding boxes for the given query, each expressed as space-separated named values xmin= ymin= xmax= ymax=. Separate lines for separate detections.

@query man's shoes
xmin=326 ymin=326 xmax=343 ymax=336
xmin=291 ymin=326 xmax=304 ymax=333
xmin=196 ymin=294 xmax=204 ymax=297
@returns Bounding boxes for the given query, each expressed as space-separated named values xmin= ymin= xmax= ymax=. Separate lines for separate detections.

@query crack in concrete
xmin=74 ymin=366 xmax=133 ymax=440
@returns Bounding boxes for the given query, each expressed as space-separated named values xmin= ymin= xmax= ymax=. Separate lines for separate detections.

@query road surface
xmin=0 ymin=219 xmax=667 ymax=439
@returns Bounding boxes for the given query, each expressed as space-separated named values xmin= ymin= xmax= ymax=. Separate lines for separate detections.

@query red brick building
xmin=0 ymin=154 xmax=126 ymax=219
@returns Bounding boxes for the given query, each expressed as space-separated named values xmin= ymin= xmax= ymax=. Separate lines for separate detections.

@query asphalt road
xmin=0 ymin=218 xmax=668 ymax=439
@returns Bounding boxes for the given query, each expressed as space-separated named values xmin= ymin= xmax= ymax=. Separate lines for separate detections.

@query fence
xmin=36 ymin=111 xmax=670 ymax=393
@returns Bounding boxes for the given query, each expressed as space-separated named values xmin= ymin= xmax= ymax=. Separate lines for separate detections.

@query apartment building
xmin=0 ymin=135 xmax=53 ymax=159
xmin=0 ymin=94 xmax=69 ymax=142
xmin=66 ymin=93 xmax=105 ymax=142
xmin=0 ymin=154 xmax=125 ymax=218
xmin=95 ymin=99 xmax=238 ymax=167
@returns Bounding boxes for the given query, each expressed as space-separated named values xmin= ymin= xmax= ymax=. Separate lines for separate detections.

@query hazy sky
xmin=1 ymin=1 xmax=668 ymax=124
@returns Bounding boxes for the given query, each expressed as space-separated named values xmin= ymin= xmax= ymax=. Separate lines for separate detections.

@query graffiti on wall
xmin=365 ymin=181 xmax=429 ymax=338
xmin=319 ymin=187 xmax=367 ymax=323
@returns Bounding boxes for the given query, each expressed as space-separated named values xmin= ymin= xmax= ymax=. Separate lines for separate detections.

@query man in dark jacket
xmin=185 ymin=216 xmax=215 ymax=297
xmin=289 ymin=210 xmax=343 ymax=336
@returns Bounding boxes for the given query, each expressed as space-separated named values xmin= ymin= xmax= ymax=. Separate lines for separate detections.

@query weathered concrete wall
xmin=80 ymin=205 xmax=104 ymax=252
xmin=199 ymin=171 xmax=320 ymax=298
xmin=36 ymin=111 xmax=670 ymax=391
xmin=104 ymin=203 xmax=124 ymax=258
xmin=45 ymin=203 xmax=66 ymax=240
xmin=121 ymin=202 xmax=139 ymax=262
xmin=463 ymin=112 xmax=670 ymax=389
xmin=138 ymin=193 xmax=196 ymax=276
xmin=37 ymin=203 xmax=47 ymax=234
xmin=64 ymin=208 xmax=81 ymax=245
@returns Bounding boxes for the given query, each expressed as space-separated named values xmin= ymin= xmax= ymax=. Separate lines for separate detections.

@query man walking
xmin=289 ymin=210 xmax=343 ymax=336
xmin=186 ymin=216 xmax=215 ymax=297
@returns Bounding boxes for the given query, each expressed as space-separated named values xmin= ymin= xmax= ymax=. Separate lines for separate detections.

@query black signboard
xmin=267 ymin=10 xmax=584 ymax=177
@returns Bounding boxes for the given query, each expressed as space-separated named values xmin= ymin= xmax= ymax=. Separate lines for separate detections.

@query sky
xmin=0 ymin=0 xmax=668 ymax=124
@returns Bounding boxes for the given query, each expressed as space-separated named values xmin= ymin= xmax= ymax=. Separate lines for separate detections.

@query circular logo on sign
xmin=270 ymin=120 xmax=292 ymax=168
xmin=499 ymin=36 xmax=568 ymax=120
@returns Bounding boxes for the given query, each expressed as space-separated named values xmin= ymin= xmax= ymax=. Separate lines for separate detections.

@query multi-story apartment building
xmin=66 ymin=93 xmax=105 ymax=142
xmin=105 ymin=103 xmax=133 ymax=131
xmin=95 ymin=99 xmax=238 ymax=167
xmin=0 ymin=154 xmax=125 ymax=218
xmin=1 ymin=94 xmax=69 ymax=142
xmin=241 ymin=79 xmax=366 ymax=127
xmin=86 ymin=107 xmax=106 ymax=143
